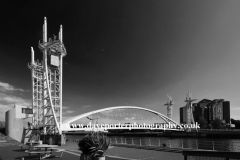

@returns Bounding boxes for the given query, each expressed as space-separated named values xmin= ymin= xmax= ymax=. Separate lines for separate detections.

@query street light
xmin=87 ymin=116 xmax=98 ymax=131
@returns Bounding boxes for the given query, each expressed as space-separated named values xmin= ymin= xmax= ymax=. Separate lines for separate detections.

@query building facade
xmin=5 ymin=105 xmax=33 ymax=142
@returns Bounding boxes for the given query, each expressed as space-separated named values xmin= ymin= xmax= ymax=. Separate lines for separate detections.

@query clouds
xmin=83 ymin=105 xmax=91 ymax=109
xmin=63 ymin=105 xmax=92 ymax=115
xmin=0 ymin=93 xmax=31 ymax=113
xmin=62 ymin=106 xmax=76 ymax=121
xmin=0 ymin=82 xmax=25 ymax=92
xmin=0 ymin=104 xmax=13 ymax=113
xmin=62 ymin=105 xmax=93 ymax=122
xmin=62 ymin=106 xmax=70 ymax=110
xmin=62 ymin=106 xmax=75 ymax=115
xmin=0 ymin=81 xmax=31 ymax=121
xmin=78 ymin=105 xmax=92 ymax=112
xmin=0 ymin=93 xmax=30 ymax=106
xmin=65 ymin=110 xmax=74 ymax=114
xmin=62 ymin=115 xmax=73 ymax=122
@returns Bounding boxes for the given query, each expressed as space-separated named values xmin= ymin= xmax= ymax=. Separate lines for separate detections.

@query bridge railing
xmin=193 ymin=129 xmax=240 ymax=132
xmin=65 ymin=137 xmax=240 ymax=152
xmin=182 ymin=150 xmax=240 ymax=160
xmin=109 ymin=138 xmax=240 ymax=152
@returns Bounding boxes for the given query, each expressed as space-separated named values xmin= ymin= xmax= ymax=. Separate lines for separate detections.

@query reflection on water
xmin=66 ymin=134 xmax=240 ymax=152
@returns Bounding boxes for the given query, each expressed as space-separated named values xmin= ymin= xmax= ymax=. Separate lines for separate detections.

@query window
xmin=22 ymin=108 xmax=33 ymax=114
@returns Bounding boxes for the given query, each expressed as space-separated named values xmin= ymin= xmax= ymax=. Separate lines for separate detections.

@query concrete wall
xmin=14 ymin=104 xmax=32 ymax=119
xmin=5 ymin=105 xmax=32 ymax=143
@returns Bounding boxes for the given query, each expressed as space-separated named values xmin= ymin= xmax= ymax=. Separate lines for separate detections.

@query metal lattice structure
xmin=164 ymin=95 xmax=174 ymax=120
xmin=28 ymin=57 xmax=44 ymax=128
xmin=28 ymin=17 xmax=66 ymax=135
xmin=184 ymin=91 xmax=197 ymax=125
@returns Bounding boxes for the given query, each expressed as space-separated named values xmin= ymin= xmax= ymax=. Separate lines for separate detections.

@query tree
xmin=211 ymin=118 xmax=224 ymax=129
xmin=0 ymin=121 xmax=5 ymax=134
xmin=198 ymin=116 xmax=207 ymax=129
xmin=0 ymin=121 xmax=4 ymax=128
xmin=207 ymin=124 xmax=212 ymax=129
xmin=231 ymin=118 xmax=240 ymax=129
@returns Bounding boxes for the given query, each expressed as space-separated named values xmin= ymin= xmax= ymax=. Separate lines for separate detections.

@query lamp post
xmin=87 ymin=117 xmax=98 ymax=131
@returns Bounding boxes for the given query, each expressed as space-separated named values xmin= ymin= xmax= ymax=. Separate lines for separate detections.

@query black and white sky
xmin=0 ymin=0 xmax=240 ymax=122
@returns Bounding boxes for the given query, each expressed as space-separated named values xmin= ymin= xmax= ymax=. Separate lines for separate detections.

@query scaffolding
xmin=28 ymin=17 xmax=67 ymax=135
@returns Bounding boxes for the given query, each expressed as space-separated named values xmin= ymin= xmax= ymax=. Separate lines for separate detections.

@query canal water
xmin=66 ymin=134 xmax=240 ymax=152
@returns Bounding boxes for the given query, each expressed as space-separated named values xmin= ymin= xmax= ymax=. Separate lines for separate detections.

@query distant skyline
xmin=0 ymin=0 xmax=240 ymax=122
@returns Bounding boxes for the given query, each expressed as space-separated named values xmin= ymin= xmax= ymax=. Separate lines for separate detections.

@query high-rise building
xmin=180 ymin=107 xmax=184 ymax=124
xmin=180 ymin=99 xmax=230 ymax=124
xmin=208 ymin=99 xmax=230 ymax=124
xmin=193 ymin=99 xmax=211 ymax=124
xmin=180 ymin=106 xmax=187 ymax=124
xmin=223 ymin=101 xmax=230 ymax=123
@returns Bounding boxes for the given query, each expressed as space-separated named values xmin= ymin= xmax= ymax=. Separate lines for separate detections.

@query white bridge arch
xmin=62 ymin=106 xmax=179 ymax=131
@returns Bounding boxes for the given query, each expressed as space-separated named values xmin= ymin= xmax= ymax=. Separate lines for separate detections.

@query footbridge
xmin=61 ymin=106 xmax=180 ymax=132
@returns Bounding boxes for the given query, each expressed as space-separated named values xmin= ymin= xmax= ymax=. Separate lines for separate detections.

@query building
xmin=193 ymin=99 xmax=212 ymax=124
xmin=208 ymin=99 xmax=230 ymax=124
xmin=5 ymin=105 xmax=33 ymax=142
xmin=180 ymin=106 xmax=186 ymax=124
xmin=180 ymin=99 xmax=230 ymax=125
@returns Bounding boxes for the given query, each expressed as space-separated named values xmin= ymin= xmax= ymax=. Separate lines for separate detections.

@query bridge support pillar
xmin=61 ymin=133 xmax=66 ymax=146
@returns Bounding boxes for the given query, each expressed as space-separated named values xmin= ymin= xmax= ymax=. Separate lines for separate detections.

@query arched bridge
xmin=61 ymin=106 xmax=180 ymax=131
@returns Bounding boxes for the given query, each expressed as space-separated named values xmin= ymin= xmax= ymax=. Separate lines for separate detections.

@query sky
xmin=0 ymin=0 xmax=240 ymax=123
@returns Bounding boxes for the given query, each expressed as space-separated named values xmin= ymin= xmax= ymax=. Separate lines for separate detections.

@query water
xmin=66 ymin=134 xmax=240 ymax=152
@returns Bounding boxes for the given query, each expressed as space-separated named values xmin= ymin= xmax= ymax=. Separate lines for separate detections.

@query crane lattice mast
xmin=164 ymin=95 xmax=174 ymax=120
xmin=185 ymin=90 xmax=196 ymax=126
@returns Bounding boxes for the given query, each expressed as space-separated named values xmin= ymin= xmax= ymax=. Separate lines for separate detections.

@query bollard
xmin=159 ymin=139 xmax=161 ymax=146
xmin=140 ymin=139 xmax=141 ymax=146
